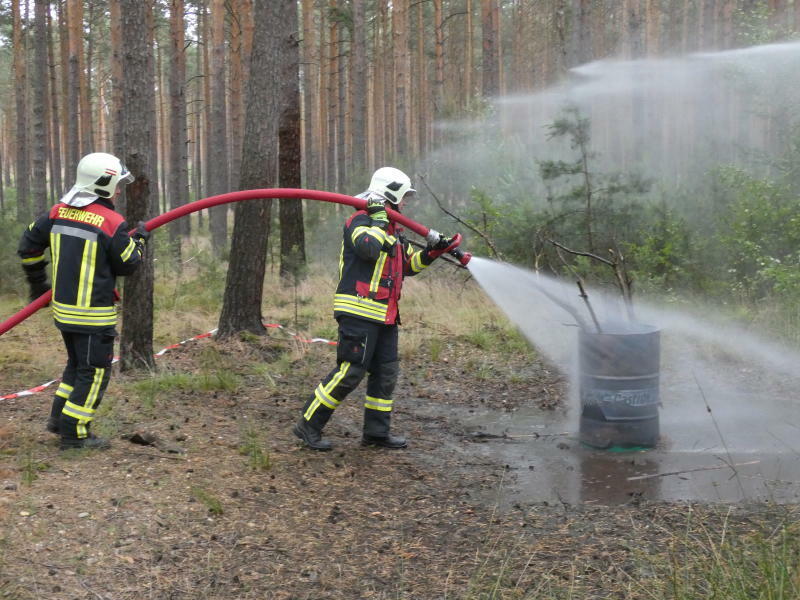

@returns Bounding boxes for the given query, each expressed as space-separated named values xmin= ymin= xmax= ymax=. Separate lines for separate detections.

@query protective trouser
xmin=52 ymin=330 xmax=114 ymax=441
xmin=301 ymin=316 xmax=399 ymax=437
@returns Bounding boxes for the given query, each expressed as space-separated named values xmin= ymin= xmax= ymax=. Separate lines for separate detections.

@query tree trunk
xmin=119 ymin=0 xmax=157 ymax=371
xmin=208 ymin=0 xmax=229 ymax=253
xmin=47 ymin=7 xmax=63 ymax=199
xmin=351 ymin=0 xmax=367 ymax=172
xmin=434 ymin=0 xmax=444 ymax=120
xmin=110 ymin=0 xmax=126 ymax=213
xmin=393 ymin=0 xmax=410 ymax=156
xmin=279 ymin=0 xmax=306 ymax=280
xmin=326 ymin=3 xmax=338 ymax=190
xmin=301 ymin=0 xmax=319 ymax=187
xmin=228 ymin=0 xmax=245 ymax=191
xmin=372 ymin=2 xmax=386 ymax=166
xmin=65 ymin=0 xmax=81 ymax=180
xmin=465 ymin=0 xmax=473 ymax=104
xmin=12 ymin=0 xmax=30 ymax=222
xmin=218 ymin=0 xmax=283 ymax=338
xmin=32 ymin=0 xmax=49 ymax=215
xmin=169 ymin=0 xmax=190 ymax=242
xmin=79 ymin=0 xmax=93 ymax=154
xmin=481 ymin=0 xmax=499 ymax=97
xmin=336 ymin=2 xmax=347 ymax=187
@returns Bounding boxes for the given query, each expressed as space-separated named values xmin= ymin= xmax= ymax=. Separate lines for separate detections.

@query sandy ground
xmin=0 ymin=333 xmax=796 ymax=599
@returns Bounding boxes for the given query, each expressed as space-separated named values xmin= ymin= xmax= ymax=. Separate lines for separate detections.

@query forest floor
xmin=0 ymin=273 xmax=798 ymax=599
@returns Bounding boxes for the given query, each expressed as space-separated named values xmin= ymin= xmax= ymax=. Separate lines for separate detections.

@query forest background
xmin=0 ymin=0 xmax=800 ymax=359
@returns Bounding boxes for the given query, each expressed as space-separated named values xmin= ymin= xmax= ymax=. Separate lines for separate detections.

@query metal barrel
xmin=578 ymin=325 xmax=661 ymax=449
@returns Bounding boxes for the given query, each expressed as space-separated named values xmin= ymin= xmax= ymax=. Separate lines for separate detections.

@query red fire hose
xmin=0 ymin=188 xmax=471 ymax=337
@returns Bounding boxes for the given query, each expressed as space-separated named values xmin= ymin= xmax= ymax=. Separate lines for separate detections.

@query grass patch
xmin=17 ymin=443 xmax=49 ymax=486
xmin=238 ymin=425 xmax=272 ymax=471
xmin=191 ymin=486 xmax=224 ymax=516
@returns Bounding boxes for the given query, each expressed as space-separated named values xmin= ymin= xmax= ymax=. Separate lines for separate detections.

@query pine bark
xmin=32 ymin=0 xmax=49 ymax=214
xmin=168 ymin=0 xmax=190 ymax=240
xmin=79 ymin=0 xmax=93 ymax=153
xmin=218 ymin=0 xmax=283 ymax=337
xmin=119 ymin=0 xmax=157 ymax=371
xmin=393 ymin=0 xmax=410 ymax=156
xmin=301 ymin=0 xmax=319 ymax=187
xmin=279 ymin=0 xmax=306 ymax=280
xmin=351 ymin=0 xmax=367 ymax=172
xmin=209 ymin=0 xmax=229 ymax=252
xmin=12 ymin=0 xmax=30 ymax=222
xmin=47 ymin=7 xmax=63 ymax=198
xmin=65 ymin=0 xmax=81 ymax=179
xmin=481 ymin=0 xmax=500 ymax=97
xmin=228 ymin=0 xmax=245 ymax=190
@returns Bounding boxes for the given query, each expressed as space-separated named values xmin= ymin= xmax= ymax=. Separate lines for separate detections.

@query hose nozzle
xmin=448 ymin=246 xmax=472 ymax=266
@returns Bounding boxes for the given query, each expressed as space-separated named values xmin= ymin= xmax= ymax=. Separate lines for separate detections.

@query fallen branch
xmin=626 ymin=460 xmax=760 ymax=481
xmin=417 ymin=174 xmax=502 ymax=258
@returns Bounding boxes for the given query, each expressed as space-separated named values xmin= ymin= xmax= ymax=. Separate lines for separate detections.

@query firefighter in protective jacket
xmin=18 ymin=152 xmax=148 ymax=450
xmin=293 ymin=167 xmax=461 ymax=450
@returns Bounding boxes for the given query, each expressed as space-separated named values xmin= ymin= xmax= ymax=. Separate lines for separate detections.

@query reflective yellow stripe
xmin=351 ymin=226 xmax=372 ymax=245
xmin=53 ymin=312 xmax=117 ymax=327
xmin=370 ymin=252 xmax=388 ymax=294
xmin=334 ymin=294 xmax=387 ymax=311
xmin=21 ymin=255 xmax=45 ymax=264
xmin=364 ymin=396 xmax=393 ymax=412
xmin=85 ymin=368 xmax=105 ymax=412
xmin=62 ymin=400 xmax=97 ymax=420
xmin=120 ymin=238 xmax=136 ymax=262
xmin=305 ymin=362 xmax=350 ymax=419
xmin=333 ymin=297 xmax=387 ymax=319
xmin=55 ymin=382 xmax=74 ymax=399
xmin=333 ymin=305 xmax=386 ymax=322
xmin=339 ymin=241 xmax=345 ymax=280
xmin=410 ymin=251 xmax=427 ymax=273
xmin=76 ymin=240 xmax=97 ymax=307
xmin=51 ymin=300 xmax=116 ymax=316
xmin=50 ymin=232 xmax=61 ymax=296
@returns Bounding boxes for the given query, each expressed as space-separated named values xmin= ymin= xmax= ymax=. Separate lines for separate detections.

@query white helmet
xmin=60 ymin=152 xmax=134 ymax=207
xmin=367 ymin=167 xmax=415 ymax=205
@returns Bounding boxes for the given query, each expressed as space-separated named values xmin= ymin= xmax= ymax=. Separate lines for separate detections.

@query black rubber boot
xmin=45 ymin=416 xmax=60 ymax=434
xmin=293 ymin=418 xmax=333 ymax=451
xmin=59 ymin=433 xmax=111 ymax=451
xmin=361 ymin=432 xmax=407 ymax=449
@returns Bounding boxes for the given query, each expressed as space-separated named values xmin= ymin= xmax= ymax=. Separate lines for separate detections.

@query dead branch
xmin=550 ymin=239 xmax=635 ymax=320
xmin=577 ymin=281 xmax=602 ymax=333
xmin=626 ymin=460 xmax=760 ymax=481
xmin=417 ymin=174 xmax=502 ymax=259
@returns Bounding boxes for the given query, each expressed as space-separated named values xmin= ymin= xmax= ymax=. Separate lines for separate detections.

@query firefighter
xmin=293 ymin=167 xmax=461 ymax=450
xmin=18 ymin=152 xmax=148 ymax=450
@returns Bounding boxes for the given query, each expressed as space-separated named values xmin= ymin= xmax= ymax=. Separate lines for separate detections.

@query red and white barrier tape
xmin=1 ymin=323 xmax=337 ymax=401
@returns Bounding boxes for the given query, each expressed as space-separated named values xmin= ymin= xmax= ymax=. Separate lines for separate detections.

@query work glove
xmin=23 ymin=263 xmax=51 ymax=302
xmin=366 ymin=197 xmax=389 ymax=229
xmin=132 ymin=221 xmax=150 ymax=243
xmin=424 ymin=233 xmax=462 ymax=261
xmin=29 ymin=279 xmax=51 ymax=302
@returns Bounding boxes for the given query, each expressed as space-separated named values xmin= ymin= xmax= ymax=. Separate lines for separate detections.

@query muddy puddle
xmin=413 ymin=369 xmax=800 ymax=506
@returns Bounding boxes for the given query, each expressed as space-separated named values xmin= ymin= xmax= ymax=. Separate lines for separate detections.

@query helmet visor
xmin=119 ymin=163 xmax=134 ymax=185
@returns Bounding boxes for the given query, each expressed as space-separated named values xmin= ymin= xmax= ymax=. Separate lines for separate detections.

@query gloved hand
xmin=23 ymin=261 xmax=51 ymax=302
xmin=29 ymin=279 xmax=51 ymax=302
xmin=424 ymin=233 xmax=462 ymax=261
xmin=132 ymin=221 xmax=150 ymax=243
xmin=430 ymin=235 xmax=454 ymax=251
xmin=366 ymin=197 xmax=389 ymax=229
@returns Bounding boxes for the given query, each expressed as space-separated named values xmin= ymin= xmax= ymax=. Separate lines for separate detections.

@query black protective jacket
xmin=18 ymin=199 xmax=144 ymax=332
xmin=333 ymin=210 xmax=434 ymax=325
